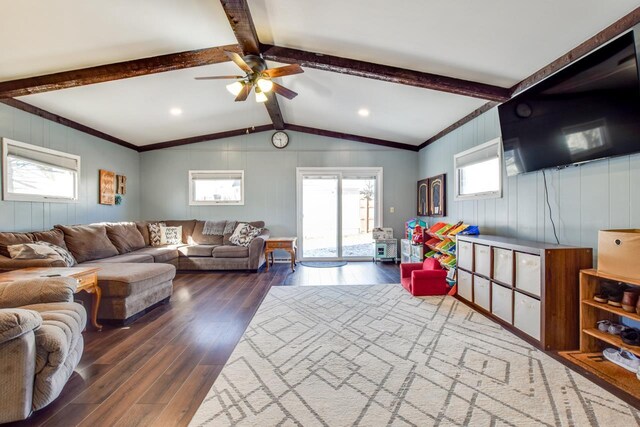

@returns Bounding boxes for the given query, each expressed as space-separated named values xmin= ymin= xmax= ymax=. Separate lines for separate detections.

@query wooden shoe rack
xmin=559 ymin=269 xmax=640 ymax=403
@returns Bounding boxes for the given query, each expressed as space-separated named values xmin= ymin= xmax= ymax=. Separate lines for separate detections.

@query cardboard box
xmin=598 ymin=229 xmax=640 ymax=280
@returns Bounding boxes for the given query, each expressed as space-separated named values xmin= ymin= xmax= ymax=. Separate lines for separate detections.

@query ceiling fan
xmin=195 ymin=51 xmax=304 ymax=102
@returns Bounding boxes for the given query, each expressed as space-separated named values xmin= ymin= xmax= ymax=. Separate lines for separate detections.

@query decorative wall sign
xmin=99 ymin=169 xmax=116 ymax=205
xmin=116 ymin=175 xmax=127 ymax=195
xmin=428 ymin=174 xmax=446 ymax=217
xmin=417 ymin=178 xmax=429 ymax=216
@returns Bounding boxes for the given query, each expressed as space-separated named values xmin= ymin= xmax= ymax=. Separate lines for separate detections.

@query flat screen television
xmin=498 ymin=31 xmax=640 ymax=176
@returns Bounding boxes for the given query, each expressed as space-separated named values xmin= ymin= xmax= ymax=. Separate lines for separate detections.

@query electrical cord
xmin=542 ymin=169 xmax=560 ymax=244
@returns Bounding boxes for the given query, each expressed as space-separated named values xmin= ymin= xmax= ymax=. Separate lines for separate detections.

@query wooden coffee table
xmin=264 ymin=237 xmax=297 ymax=272
xmin=0 ymin=266 xmax=102 ymax=331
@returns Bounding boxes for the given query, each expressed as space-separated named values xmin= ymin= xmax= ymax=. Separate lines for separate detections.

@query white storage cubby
xmin=457 ymin=269 xmax=473 ymax=302
xmin=515 ymin=252 xmax=541 ymax=297
xmin=491 ymin=282 xmax=512 ymax=323
xmin=514 ymin=292 xmax=541 ymax=341
xmin=474 ymin=244 xmax=491 ymax=277
xmin=473 ymin=276 xmax=490 ymax=311
xmin=458 ymin=241 xmax=473 ymax=270
xmin=492 ymin=248 xmax=513 ymax=285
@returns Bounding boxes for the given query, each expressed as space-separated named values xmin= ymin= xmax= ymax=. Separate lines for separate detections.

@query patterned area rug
xmin=190 ymin=285 xmax=640 ymax=426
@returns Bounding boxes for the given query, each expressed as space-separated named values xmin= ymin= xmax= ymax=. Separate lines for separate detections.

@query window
xmin=454 ymin=137 xmax=502 ymax=200
xmin=2 ymin=138 xmax=80 ymax=203
xmin=189 ymin=170 xmax=244 ymax=205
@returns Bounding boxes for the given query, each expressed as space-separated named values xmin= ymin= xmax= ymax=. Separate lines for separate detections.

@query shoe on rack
xmin=597 ymin=320 xmax=612 ymax=332
xmin=621 ymin=328 xmax=640 ymax=346
xmin=622 ymin=290 xmax=640 ymax=313
xmin=603 ymin=348 xmax=640 ymax=372
xmin=608 ymin=323 xmax=628 ymax=335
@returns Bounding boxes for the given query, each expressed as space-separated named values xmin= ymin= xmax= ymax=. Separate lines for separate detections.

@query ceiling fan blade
xmin=194 ymin=75 xmax=244 ymax=80
xmin=271 ymin=82 xmax=298 ymax=100
xmin=225 ymin=51 xmax=253 ymax=74
xmin=235 ymin=84 xmax=252 ymax=102
xmin=263 ymin=64 xmax=304 ymax=78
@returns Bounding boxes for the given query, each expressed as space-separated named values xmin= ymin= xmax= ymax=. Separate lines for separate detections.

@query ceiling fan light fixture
xmin=257 ymin=78 xmax=274 ymax=93
xmin=226 ymin=81 xmax=244 ymax=96
xmin=255 ymin=87 xmax=268 ymax=103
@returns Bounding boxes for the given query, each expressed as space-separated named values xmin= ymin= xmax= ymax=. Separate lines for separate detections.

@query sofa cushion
xmin=179 ymin=245 xmax=218 ymax=257
xmin=0 ymin=232 xmax=33 ymax=257
xmin=7 ymin=243 xmax=61 ymax=261
xmin=191 ymin=221 xmax=224 ymax=245
xmin=55 ymin=224 xmax=119 ymax=263
xmin=36 ymin=242 xmax=77 ymax=267
xmin=105 ymin=222 xmax=146 ymax=254
xmin=31 ymin=229 xmax=68 ymax=249
xmin=89 ymin=253 xmax=154 ymax=264
xmin=131 ymin=246 xmax=181 ymax=263
xmin=164 ymin=220 xmax=196 ymax=243
xmin=212 ymin=245 xmax=249 ymax=258
xmin=89 ymin=263 xmax=176 ymax=297
xmin=135 ymin=221 xmax=151 ymax=246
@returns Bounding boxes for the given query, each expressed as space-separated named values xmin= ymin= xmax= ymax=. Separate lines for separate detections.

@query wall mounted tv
xmin=499 ymin=31 xmax=640 ymax=176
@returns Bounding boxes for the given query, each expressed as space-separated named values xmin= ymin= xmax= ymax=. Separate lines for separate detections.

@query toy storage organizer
xmin=456 ymin=234 xmax=592 ymax=351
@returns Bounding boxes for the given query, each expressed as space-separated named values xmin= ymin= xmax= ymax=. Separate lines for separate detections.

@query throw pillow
xmin=229 ymin=223 xmax=263 ymax=247
xmin=148 ymin=222 xmax=166 ymax=247
xmin=160 ymin=225 xmax=182 ymax=245
xmin=36 ymin=241 xmax=77 ymax=267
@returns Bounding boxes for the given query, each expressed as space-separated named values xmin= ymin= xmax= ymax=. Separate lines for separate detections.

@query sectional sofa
xmin=0 ymin=219 xmax=269 ymax=323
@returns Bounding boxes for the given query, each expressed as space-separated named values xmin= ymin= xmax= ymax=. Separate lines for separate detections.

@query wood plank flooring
xmin=9 ymin=262 xmax=399 ymax=427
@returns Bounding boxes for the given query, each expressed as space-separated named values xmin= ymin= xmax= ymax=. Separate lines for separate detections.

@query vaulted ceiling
xmin=0 ymin=0 xmax=639 ymax=151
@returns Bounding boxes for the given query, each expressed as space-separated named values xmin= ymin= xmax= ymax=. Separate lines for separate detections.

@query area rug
xmin=299 ymin=261 xmax=348 ymax=268
xmin=190 ymin=285 xmax=640 ymax=426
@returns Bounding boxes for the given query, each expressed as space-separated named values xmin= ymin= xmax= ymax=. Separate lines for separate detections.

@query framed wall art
xmin=428 ymin=174 xmax=446 ymax=217
xmin=99 ymin=169 xmax=116 ymax=205
xmin=417 ymin=178 xmax=429 ymax=216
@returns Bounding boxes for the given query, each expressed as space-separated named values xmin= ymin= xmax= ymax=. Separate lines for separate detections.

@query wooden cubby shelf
xmin=582 ymin=299 xmax=640 ymax=322
xmin=582 ymin=328 xmax=640 ymax=357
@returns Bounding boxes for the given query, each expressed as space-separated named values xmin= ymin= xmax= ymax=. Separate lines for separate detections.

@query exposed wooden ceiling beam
xmin=220 ymin=0 xmax=285 ymax=130
xmin=138 ymin=124 xmax=275 ymax=152
xmin=262 ymin=45 xmax=510 ymax=102
xmin=0 ymin=45 xmax=242 ymax=99
xmin=1 ymin=98 xmax=138 ymax=151
xmin=285 ymin=124 xmax=419 ymax=152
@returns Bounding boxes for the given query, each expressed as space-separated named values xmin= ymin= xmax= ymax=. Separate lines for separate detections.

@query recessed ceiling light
xmin=358 ymin=108 xmax=370 ymax=117
xmin=170 ymin=108 xmax=182 ymax=116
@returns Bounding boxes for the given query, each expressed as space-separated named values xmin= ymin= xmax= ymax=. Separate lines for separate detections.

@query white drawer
xmin=493 ymin=248 xmax=513 ymax=285
xmin=458 ymin=240 xmax=473 ymax=270
xmin=473 ymin=276 xmax=490 ymax=311
xmin=515 ymin=252 xmax=541 ymax=297
xmin=457 ymin=270 xmax=473 ymax=301
xmin=474 ymin=244 xmax=491 ymax=277
xmin=513 ymin=292 xmax=541 ymax=341
xmin=491 ymin=282 xmax=513 ymax=324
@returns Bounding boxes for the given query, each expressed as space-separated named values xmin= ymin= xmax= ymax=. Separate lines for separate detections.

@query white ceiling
xmin=3 ymin=1 xmax=639 ymax=147
xmin=0 ymin=0 xmax=237 ymax=80
xmin=250 ymin=0 xmax=640 ymax=87
xmin=17 ymin=62 xmax=272 ymax=145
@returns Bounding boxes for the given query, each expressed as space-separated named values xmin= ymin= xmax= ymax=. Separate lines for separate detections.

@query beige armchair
xmin=0 ymin=277 xmax=86 ymax=423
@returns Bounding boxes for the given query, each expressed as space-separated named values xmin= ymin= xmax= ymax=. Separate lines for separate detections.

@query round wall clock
xmin=271 ymin=131 xmax=289 ymax=149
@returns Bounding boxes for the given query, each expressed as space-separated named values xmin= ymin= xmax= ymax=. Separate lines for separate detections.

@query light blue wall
xmin=140 ymin=131 xmax=418 ymax=240
xmin=0 ymin=103 xmax=141 ymax=231
xmin=418 ymin=107 xmax=640 ymax=259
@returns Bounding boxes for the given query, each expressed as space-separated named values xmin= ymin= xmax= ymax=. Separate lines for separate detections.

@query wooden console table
xmin=0 ymin=266 xmax=103 ymax=331
xmin=264 ymin=237 xmax=297 ymax=272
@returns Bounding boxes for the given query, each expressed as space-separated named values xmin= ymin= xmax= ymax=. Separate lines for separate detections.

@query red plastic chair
xmin=400 ymin=258 xmax=448 ymax=296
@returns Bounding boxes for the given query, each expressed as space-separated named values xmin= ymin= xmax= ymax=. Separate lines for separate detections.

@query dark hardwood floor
xmin=9 ymin=261 xmax=399 ymax=427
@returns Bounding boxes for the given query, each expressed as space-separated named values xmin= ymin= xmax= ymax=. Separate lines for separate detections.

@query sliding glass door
xmin=297 ymin=168 xmax=383 ymax=261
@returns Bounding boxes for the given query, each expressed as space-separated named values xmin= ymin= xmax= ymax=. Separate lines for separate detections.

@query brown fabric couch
xmin=0 ymin=277 xmax=86 ymax=423
xmin=0 ymin=219 xmax=268 ymax=321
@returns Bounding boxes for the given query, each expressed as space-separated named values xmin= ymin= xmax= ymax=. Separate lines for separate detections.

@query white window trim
xmin=188 ymin=170 xmax=245 ymax=206
xmin=2 ymin=138 xmax=80 ymax=203
xmin=453 ymin=137 xmax=503 ymax=201
xmin=296 ymin=167 xmax=384 ymax=261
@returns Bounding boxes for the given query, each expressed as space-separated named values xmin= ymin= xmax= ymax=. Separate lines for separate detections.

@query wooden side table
xmin=0 ymin=266 xmax=103 ymax=331
xmin=264 ymin=237 xmax=297 ymax=272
